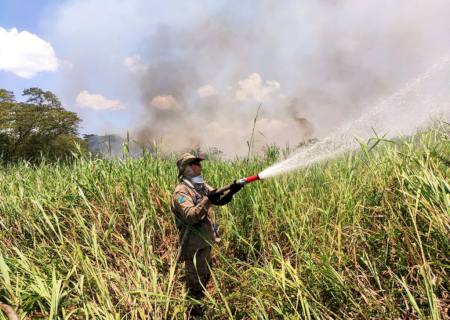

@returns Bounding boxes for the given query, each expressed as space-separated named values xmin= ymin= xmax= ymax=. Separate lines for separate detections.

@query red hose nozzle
xmin=215 ymin=174 xmax=261 ymax=194
xmin=238 ymin=174 xmax=260 ymax=185
xmin=245 ymin=174 xmax=260 ymax=183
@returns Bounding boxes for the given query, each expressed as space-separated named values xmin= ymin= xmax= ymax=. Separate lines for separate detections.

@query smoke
xmin=49 ymin=0 xmax=450 ymax=156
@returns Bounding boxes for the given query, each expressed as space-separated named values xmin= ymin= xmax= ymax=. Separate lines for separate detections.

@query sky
xmin=1 ymin=0 xmax=449 ymax=155
xmin=0 ymin=1 xmax=57 ymax=100
xmin=0 ymin=0 xmax=227 ymax=137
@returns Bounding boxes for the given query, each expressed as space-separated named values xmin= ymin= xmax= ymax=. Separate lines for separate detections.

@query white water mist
xmin=259 ymin=55 xmax=450 ymax=179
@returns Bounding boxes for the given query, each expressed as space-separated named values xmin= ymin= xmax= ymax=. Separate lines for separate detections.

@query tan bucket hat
xmin=176 ymin=153 xmax=205 ymax=176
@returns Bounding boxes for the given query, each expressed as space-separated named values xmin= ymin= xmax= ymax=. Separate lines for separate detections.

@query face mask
xmin=191 ymin=175 xmax=205 ymax=184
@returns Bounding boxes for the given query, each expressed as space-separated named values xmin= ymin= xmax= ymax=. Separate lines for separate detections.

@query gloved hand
xmin=207 ymin=189 xmax=222 ymax=203
xmin=229 ymin=180 xmax=244 ymax=195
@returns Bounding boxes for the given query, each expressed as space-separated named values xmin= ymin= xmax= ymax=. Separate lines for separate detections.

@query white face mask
xmin=191 ymin=175 xmax=205 ymax=184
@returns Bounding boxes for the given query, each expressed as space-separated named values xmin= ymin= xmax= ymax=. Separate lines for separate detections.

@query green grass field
xmin=0 ymin=126 xmax=449 ymax=319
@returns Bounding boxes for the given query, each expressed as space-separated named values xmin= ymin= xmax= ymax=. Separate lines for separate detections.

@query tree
xmin=0 ymin=89 xmax=15 ymax=103
xmin=22 ymin=87 xmax=62 ymax=108
xmin=0 ymin=87 xmax=86 ymax=162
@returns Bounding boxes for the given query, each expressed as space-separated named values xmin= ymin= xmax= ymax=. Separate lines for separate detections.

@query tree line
xmin=0 ymin=88 xmax=86 ymax=163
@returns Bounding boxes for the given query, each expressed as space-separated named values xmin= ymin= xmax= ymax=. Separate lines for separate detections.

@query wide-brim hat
xmin=176 ymin=153 xmax=205 ymax=176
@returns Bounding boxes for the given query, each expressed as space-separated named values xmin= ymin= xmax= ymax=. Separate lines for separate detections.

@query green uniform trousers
xmin=185 ymin=246 xmax=211 ymax=299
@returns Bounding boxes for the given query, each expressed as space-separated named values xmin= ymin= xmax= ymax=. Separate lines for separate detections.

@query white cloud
xmin=197 ymin=84 xmax=217 ymax=97
xmin=150 ymin=95 xmax=179 ymax=110
xmin=76 ymin=90 xmax=124 ymax=110
xmin=124 ymin=54 xmax=148 ymax=73
xmin=235 ymin=73 xmax=281 ymax=102
xmin=0 ymin=27 xmax=59 ymax=78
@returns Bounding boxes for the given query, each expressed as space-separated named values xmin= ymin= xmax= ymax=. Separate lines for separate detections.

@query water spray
xmin=212 ymin=55 xmax=450 ymax=194
xmin=256 ymin=54 xmax=450 ymax=180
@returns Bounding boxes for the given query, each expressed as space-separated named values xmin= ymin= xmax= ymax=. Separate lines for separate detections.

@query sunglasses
xmin=190 ymin=161 xmax=201 ymax=166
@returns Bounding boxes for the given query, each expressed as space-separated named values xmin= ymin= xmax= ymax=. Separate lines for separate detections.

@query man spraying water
xmin=170 ymin=153 xmax=246 ymax=316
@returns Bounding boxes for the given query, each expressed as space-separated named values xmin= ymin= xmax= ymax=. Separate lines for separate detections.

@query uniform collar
xmin=182 ymin=178 xmax=195 ymax=189
xmin=182 ymin=177 xmax=209 ymax=196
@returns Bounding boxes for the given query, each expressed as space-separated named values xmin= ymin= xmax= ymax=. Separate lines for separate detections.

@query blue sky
xmin=0 ymin=0 xmax=52 ymax=31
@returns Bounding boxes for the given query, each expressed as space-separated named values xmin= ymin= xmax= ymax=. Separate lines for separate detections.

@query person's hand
xmin=207 ymin=189 xmax=222 ymax=203
xmin=229 ymin=181 xmax=244 ymax=194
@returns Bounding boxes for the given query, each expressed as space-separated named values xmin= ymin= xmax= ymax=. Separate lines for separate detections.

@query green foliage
xmin=22 ymin=87 xmax=62 ymax=108
xmin=0 ymin=126 xmax=448 ymax=319
xmin=0 ymin=87 xmax=86 ymax=163
xmin=263 ymin=144 xmax=280 ymax=163
xmin=0 ymin=89 xmax=15 ymax=103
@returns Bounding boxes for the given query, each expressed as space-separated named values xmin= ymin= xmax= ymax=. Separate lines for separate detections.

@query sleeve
xmin=172 ymin=191 xmax=211 ymax=225
xmin=214 ymin=191 xmax=233 ymax=206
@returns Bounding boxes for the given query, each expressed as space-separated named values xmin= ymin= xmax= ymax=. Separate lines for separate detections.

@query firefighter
xmin=171 ymin=153 xmax=242 ymax=315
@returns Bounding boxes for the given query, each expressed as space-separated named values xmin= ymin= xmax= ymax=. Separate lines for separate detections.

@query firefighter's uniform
xmin=171 ymin=177 xmax=215 ymax=298
xmin=170 ymin=153 xmax=217 ymax=301
xmin=171 ymin=153 xmax=242 ymax=309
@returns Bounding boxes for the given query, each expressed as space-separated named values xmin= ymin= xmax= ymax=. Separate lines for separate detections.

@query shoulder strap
xmin=182 ymin=178 xmax=195 ymax=189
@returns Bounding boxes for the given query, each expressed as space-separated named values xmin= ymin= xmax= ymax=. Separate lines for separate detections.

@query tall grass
xmin=0 ymin=126 xmax=448 ymax=319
